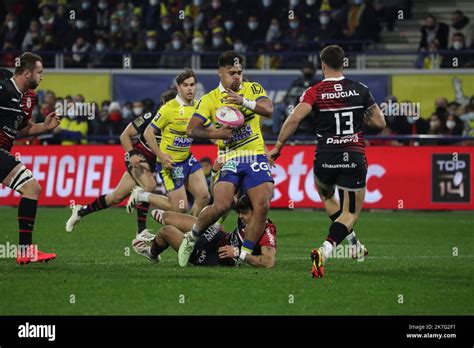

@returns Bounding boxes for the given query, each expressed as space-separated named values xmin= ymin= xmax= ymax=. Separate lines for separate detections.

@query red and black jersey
xmin=300 ymin=76 xmax=376 ymax=154
xmin=130 ymin=111 xmax=160 ymax=157
xmin=0 ymin=78 xmax=35 ymax=152
xmin=218 ymin=218 xmax=277 ymax=266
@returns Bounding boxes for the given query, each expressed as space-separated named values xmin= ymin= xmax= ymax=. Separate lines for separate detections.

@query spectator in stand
xmin=434 ymin=96 xmax=449 ymax=121
xmin=124 ymin=12 xmax=144 ymax=43
xmin=419 ymin=39 xmax=442 ymax=69
xmin=312 ymin=10 xmax=342 ymax=48
xmin=301 ymin=0 xmax=320 ymax=31
xmin=281 ymin=16 xmax=308 ymax=68
xmin=96 ymin=0 xmax=112 ymax=31
xmin=109 ymin=15 xmax=125 ymax=50
xmin=1 ymin=40 xmax=16 ymax=67
xmin=419 ymin=14 xmax=449 ymax=50
xmin=143 ymin=0 xmax=162 ymax=30
xmin=39 ymin=5 xmax=55 ymax=34
xmin=159 ymin=31 xmax=191 ymax=68
xmin=272 ymin=62 xmax=318 ymax=135
xmin=341 ymin=0 xmax=381 ymax=45
xmin=181 ymin=16 xmax=195 ymax=44
xmin=448 ymin=10 xmax=472 ymax=48
xmin=242 ymin=15 xmax=265 ymax=52
xmin=374 ymin=0 xmax=412 ymax=32
xmin=158 ymin=15 xmax=176 ymax=45
xmin=107 ymin=101 xmax=127 ymax=136
xmin=0 ymin=13 xmax=21 ymax=48
xmin=53 ymin=5 xmax=69 ymax=40
xmin=266 ymin=18 xmax=284 ymax=44
xmin=134 ymin=31 xmax=161 ymax=68
xmin=439 ymin=114 xmax=464 ymax=144
xmin=70 ymin=36 xmax=91 ymax=68
xmin=132 ymin=101 xmax=145 ymax=118
xmin=22 ymin=20 xmax=41 ymax=51
xmin=442 ymin=33 xmax=473 ymax=68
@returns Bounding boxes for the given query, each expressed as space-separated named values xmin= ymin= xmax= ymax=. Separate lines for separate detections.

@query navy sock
xmin=18 ymin=197 xmax=37 ymax=246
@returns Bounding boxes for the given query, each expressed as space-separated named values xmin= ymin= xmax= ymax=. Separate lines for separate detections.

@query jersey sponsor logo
xmin=222 ymin=160 xmax=238 ymax=173
xmin=26 ymin=97 xmax=32 ymax=109
xmin=171 ymin=166 xmax=184 ymax=179
xmin=251 ymin=162 xmax=270 ymax=172
xmin=265 ymin=228 xmax=275 ymax=246
xmin=172 ymin=136 xmax=193 ymax=148
xmin=321 ymin=90 xmax=360 ymax=100
xmin=251 ymin=83 xmax=263 ymax=94
xmin=203 ymin=226 xmax=219 ymax=242
xmin=223 ymin=124 xmax=253 ymax=145
xmin=143 ymin=112 xmax=152 ymax=119
xmin=326 ymin=134 xmax=359 ymax=145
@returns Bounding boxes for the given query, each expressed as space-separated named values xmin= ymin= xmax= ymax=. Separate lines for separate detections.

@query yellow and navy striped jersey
xmin=192 ymin=81 xmax=269 ymax=161
xmin=151 ymin=95 xmax=197 ymax=162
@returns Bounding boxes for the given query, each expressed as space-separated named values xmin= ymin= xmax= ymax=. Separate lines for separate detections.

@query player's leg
xmin=167 ymin=186 xmax=189 ymax=214
xmin=161 ymin=211 xmax=197 ymax=232
xmin=185 ymin=168 xmax=210 ymax=216
xmin=133 ymin=225 xmax=185 ymax=262
xmin=65 ymin=171 xmax=136 ymax=232
xmin=1 ymin=153 xmax=55 ymax=264
xmin=129 ymin=163 xmax=156 ymax=233
xmin=241 ymin=181 xmax=274 ymax=256
xmin=177 ymin=180 xmax=236 ymax=267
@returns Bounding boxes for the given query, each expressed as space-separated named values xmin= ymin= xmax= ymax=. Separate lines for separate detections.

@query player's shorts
xmin=0 ymin=148 xmax=34 ymax=191
xmin=189 ymin=226 xmax=226 ymax=266
xmin=124 ymin=141 xmax=156 ymax=174
xmin=313 ymin=151 xmax=368 ymax=191
xmin=0 ymin=148 xmax=21 ymax=183
xmin=216 ymin=154 xmax=274 ymax=193
xmin=156 ymin=154 xmax=201 ymax=192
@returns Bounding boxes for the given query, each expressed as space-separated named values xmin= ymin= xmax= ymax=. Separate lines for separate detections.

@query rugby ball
xmin=215 ymin=106 xmax=244 ymax=128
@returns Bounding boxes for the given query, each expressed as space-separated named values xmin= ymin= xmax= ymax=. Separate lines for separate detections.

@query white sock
xmin=138 ymin=191 xmax=150 ymax=203
xmin=321 ymin=240 xmax=334 ymax=260
xmin=346 ymin=231 xmax=358 ymax=246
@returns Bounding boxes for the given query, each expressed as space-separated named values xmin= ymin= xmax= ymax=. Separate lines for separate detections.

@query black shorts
xmin=189 ymin=227 xmax=226 ymax=266
xmin=313 ymin=151 xmax=368 ymax=191
xmin=124 ymin=141 xmax=156 ymax=174
xmin=0 ymin=148 xmax=20 ymax=183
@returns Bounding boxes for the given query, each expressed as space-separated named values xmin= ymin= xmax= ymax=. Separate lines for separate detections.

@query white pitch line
xmin=279 ymin=255 xmax=474 ymax=261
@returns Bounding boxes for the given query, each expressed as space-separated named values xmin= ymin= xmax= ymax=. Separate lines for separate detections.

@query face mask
xmin=306 ymin=0 xmax=316 ymax=5
xmin=453 ymin=41 xmax=463 ymax=50
xmin=98 ymin=1 xmax=108 ymax=10
xmin=162 ymin=23 xmax=171 ymax=31
xmin=430 ymin=120 xmax=439 ymax=128
xmin=133 ymin=107 xmax=143 ymax=116
xmin=81 ymin=2 xmax=91 ymax=10
xmin=146 ymin=40 xmax=157 ymax=50
xmin=111 ymin=24 xmax=119 ymax=33
xmin=290 ymin=0 xmax=299 ymax=7
xmin=122 ymin=108 xmax=132 ymax=119
xmin=224 ymin=21 xmax=234 ymax=31
xmin=407 ymin=116 xmax=417 ymax=125
xmin=353 ymin=0 xmax=363 ymax=5
xmin=446 ymin=120 xmax=456 ymax=129
xmin=96 ymin=42 xmax=105 ymax=51
xmin=320 ymin=16 xmax=330 ymax=25
xmin=262 ymin=0 xmax=272 ymax=7
xmin=131 ymin=20 xmax=139 ymax=29
xmin=193 ymin=0 xmax=201 ymax=6
xmin=183 ymin=22 xmax=192 ymax=30
xmin=172 ymin=40 xmax=182 ymax=50
xmin=289 ymin=21 xmax=299 ymax=29
xmin=102 ymin=106 xmax=109 ymax=112
xmin=234 ymin=43 xmax=244 ymax=52
xmin=76 ymin=20 xmax=86 ymax=29
xmin=7 ymin=21 xmax=16 ymax=30
xmin=248 ymin=22 xmax=258 ymax=30
xmin=149 ymin=0 xmax=159 ymax=5
xmin=213 ymin=37 xmax=223 ymax=47
xmin=192 ymin=44 xmax=202 ymax=52
xmin=270 ymin=24 xmax=279 ymax=33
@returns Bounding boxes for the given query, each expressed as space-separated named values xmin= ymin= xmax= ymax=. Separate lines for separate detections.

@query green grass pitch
xmin=0 ymin=207 xmax=472 ymax=315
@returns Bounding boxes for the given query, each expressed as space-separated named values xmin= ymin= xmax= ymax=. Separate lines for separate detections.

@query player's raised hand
xmin=44 ymin=112 xmax=60 ymax=130
xmin=224 ymin=88 xmax=243 ymax=105
xmin=159 ymin=153 xmax=174 ymax=169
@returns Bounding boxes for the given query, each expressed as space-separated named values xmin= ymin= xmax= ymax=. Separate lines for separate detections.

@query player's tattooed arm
xmin=17 ymin=112 xmax=60 ymax=137
xmin=269 ymin=102 xmax=312 ymax=161
xmin=244 ymin=247 xmax=276 ymax=268
xmin=187 ymin=116 xmax=232 ymax=140
xmin=364 ymin=104 xmax=386 ymax=129
xmin=119 ymin=123 xmax=138 ymax=152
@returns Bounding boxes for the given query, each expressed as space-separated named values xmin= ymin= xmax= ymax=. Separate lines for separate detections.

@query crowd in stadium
xmin=1 ymin=0 xmax=408 ymax=69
